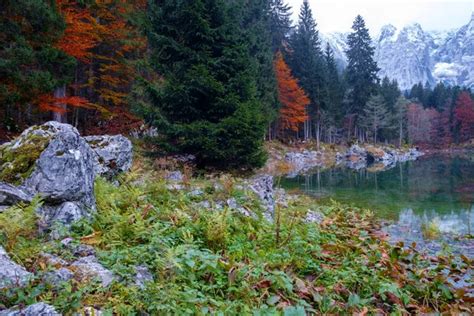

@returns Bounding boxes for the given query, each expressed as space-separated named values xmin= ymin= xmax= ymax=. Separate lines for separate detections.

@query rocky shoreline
xmin=276 ymin=144 xmax=423 ymax=177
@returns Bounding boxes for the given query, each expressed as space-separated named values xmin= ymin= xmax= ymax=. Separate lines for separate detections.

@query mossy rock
xmin=0 ymin=129 xmax=52 ymax=185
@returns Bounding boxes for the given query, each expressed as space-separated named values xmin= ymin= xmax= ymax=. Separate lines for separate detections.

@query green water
xmin=281 ymin=153 xmax=474 ymax=256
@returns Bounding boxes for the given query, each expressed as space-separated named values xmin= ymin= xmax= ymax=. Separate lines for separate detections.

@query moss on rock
xmin=0 ymin=133 xmax=51 ymax=185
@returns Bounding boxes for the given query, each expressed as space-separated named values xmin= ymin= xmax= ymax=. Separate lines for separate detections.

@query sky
xmin=287 ymin=0 xmax=474 ymax=35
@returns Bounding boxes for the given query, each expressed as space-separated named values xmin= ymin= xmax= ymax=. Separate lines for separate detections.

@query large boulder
xmin=0 ymin=303 xmax=60 ymax=316
xmin=84 ymin=135 xmax=133 ymax=178
xmin=0 ymin=246 xmax=32 ymax=289
xmin=0 ymin=122 xmax=96 ymax=230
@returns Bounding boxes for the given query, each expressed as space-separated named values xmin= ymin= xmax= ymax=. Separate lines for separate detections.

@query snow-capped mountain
xmin=321 ymin=13 xmax=474 ymax=90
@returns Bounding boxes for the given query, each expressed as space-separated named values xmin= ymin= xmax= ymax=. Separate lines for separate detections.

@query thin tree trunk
xmin=53 ymin=85 xmax=67 ymax=123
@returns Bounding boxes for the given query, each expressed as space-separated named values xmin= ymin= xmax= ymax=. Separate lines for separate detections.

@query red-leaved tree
xmin=274 ymin=52 xmax=309 ymax=137
xmin=454 ymin=92 xmax=474 ymax=143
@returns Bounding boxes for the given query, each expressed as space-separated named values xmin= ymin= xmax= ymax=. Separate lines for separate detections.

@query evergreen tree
xmin=323 ymin=43 xmax=343 ymax=127
xmin=144 ymin=0 xmax=267 ymax=169
xmin=236 ymin=0 xmax=277 ymax=124
xmin=287 ymin=0 xmax=325 ymax=141
xmin=394 ymin=96 xmax=409 ymax=147
xmin=269 ymin=0 xmax=293 ymax=51
xmin=0 ymin=0 xmax=74 ymax=131
xmin=360 ymin=94 xmax=392 ymax=143
xmin=345 ymin=15 xmax=379 ymax=125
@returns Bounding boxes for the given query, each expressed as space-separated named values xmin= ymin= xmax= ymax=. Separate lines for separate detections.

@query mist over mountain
xmin=321 ymin=13 xmax=474 ymax=90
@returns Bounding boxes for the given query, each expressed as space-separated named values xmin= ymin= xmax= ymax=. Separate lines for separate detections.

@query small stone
xmin=43 ymin=268 xmax=74 ymax=287
xmin=0 ymin=303 xmax=60 ymax=316
xmin=188 ymin=189 xmax=204 ymax=197
xmin=306 ymin=210 xmax=325 ymax=224
xmin=70 ymin=256 xmax=115 ymax=287
xmin=60 ymin=237 xmax=74 ymax=246
xmin=72 ymin=244 xmax=96 ymax=257
xmin=165 ymin=171 xmax=183 ymax=182
xmin=39 ymin=253 xmax=68 ymax=268
xmin=0 ymin=246 xmax=32 ymax=289
xmin=134 ymin=265 xmax=154 ymax=289
xmin=226 ymin=198 xmax=238 ymax=209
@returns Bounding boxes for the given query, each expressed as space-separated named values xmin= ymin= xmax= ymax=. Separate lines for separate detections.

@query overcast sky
xmin=287 ymin=0 xmax=474 ymax=35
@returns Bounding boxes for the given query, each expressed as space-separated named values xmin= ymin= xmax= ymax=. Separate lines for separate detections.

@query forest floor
xmin=1 ymin=146 xmax=472 ymax=314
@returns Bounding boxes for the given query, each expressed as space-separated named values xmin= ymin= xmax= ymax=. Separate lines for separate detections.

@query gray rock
xmin=249 ymin=175 xmax=274 ymax=221
xmin=18 ymin=122 xmax=96 ymax=229
xmin=84 ymin=135 xmax=133 ymax=178
xmin=226 ymin=198 xmax=238 ymax=209
xmin=60 ymin=237 xmax=74 ymax=247
xmin=188 ymin=189 xmax=204 ymax=197
xmin=73 ymin=306 xmax=103 ymax=316
xmin=306 ymin=210 xmax=325 ymax=224
xmin=70 ymin=256 xmax=114 ymax=287
xmin=0 ymin=182 xmax=32 ymax=206
xmin=0 ymin=246 xmax=32 ymax=289
xmin=134 ymin=265 xmax=154 ymax=289
xmin=165 ymin=171 xmax=183 ymax=182
xmin=0 ymin=303 xmax=60 ymax=316
xmin=43 ymin=268 xmax=74 ymax=287
xmin=39 ymin=253 xmax=68 ymax=267
xmin=285 ymin=151 xmax=323 ymax=176
xmin=72 ymin=244 xmax=96 ymax=257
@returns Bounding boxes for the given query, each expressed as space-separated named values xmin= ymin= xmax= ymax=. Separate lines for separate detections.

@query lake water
xmin=280 ymin=152 xmax=474 ymax=258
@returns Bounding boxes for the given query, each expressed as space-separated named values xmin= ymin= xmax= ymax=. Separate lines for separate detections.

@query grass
xmin=0 ymin=155 xmax=472 ymax=314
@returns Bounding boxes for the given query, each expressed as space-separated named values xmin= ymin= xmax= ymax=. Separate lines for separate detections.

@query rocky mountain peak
xmin=322 ymin=13 xmax=474 ymax=90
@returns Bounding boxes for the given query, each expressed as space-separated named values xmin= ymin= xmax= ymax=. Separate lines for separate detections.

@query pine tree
xmin=345 ymin=15 xmax=379 ymax=130
xmin=288 ymin=0 xmax=324 ymax=142
xmin=274 ymin=52 xmax=309 ymax=136
xmin=144 ymin=0 xmax=267 ymax=169
xmin=360 ymin=94 xmax=391 ymax=143
xmin=269 ymin=0 xmax=293 ymax=51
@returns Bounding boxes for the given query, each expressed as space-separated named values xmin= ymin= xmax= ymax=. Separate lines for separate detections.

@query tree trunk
xmin=53 ymin=85 xmax=67 ymax=123
xmin=316 ymin=119 xmax=320 ymax=150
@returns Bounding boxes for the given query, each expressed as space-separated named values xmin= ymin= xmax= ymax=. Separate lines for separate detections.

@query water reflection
xmin=383 ymin=208 xmax=473 ymax=258
xmin=280 ymin=153 xmax=474 ymax=256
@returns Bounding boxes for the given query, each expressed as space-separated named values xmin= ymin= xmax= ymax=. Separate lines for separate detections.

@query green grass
xmin=0 ymin=163 xmax=471 ymax=315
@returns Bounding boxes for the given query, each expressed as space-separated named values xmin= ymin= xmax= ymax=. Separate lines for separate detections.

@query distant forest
xmin=1 ymin=0 xmax=473 ymax=168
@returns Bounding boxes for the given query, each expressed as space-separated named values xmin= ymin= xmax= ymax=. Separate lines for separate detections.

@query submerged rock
xmin=0 ymin=246 xmax=32 ymax=289
xmin=0 ymin=303 xmax=60 ymax=316
xmin=84 ymin=135 xmax=133 ymax=178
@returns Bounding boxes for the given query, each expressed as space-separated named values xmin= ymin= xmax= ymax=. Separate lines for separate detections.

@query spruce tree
xmin=323 ymin=43 xmax=343 ymax=126
xmin=360 ymin=94 xmax=392 ymax=143
xmin=345 ymin=15 xmax=379 ymax=126
xmin=269 ymin=0 xmax=293 ymax=51
xmin=288 ymin=0 xmax=325 ymax=141
xmin=144 ymin=0 xmax=267 ymax=169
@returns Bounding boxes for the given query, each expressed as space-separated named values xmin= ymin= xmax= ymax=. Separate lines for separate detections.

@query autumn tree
xmin=454 ymin=92 xmax=474 ymax=143
xmin=274 ymin=52 xmax=309 ymax=138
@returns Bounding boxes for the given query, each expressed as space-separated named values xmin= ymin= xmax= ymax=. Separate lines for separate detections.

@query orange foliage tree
xmin=274 ymin=51 xmax=309 ymax=136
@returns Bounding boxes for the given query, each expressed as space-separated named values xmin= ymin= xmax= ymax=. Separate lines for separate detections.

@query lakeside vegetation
xmin=0 ymin=153 xmax=472 ymax=314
